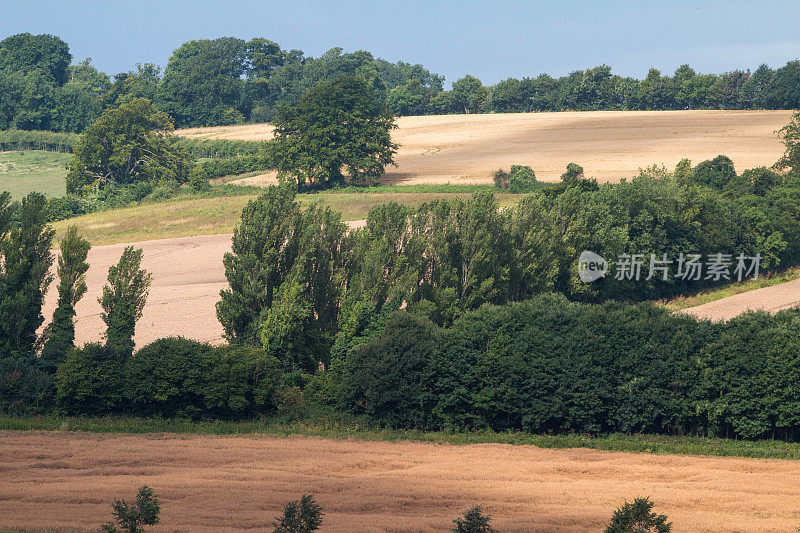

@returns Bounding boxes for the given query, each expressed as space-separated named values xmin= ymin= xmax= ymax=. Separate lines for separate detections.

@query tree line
xmin=3 ymin=138 xmax=800 ymax=440
xmin=2 ymin=33 xmax=799 ymax=133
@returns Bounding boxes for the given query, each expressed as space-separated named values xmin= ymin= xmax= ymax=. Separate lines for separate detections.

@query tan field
xmin=177 ymin=110 xmax=792 ymax=184
xmin=2 ymin=431 xmax=799 ymax=532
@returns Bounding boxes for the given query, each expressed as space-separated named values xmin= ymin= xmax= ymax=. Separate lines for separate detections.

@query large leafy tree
xmin=66 ymin=98 xmax=190 ymax=195
xmin=0 ymin=33 xmax=71 ymax=86
xmin=450 ymin=75 xmax=488 ymax=113
xmin=160 ymin=37 xmax=248 ymax=127
xmin=272 ymin=74 xmax=397 ymax=188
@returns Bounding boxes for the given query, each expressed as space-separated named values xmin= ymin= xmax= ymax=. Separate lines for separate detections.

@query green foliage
xmin=217 ymin=185 xmax=303 ymax=344
xmin=273 ymin=494 xmax=323 ymax=533
xmin=494 ymin=165 xmax=538 ymax=193
xmin=198 ymin=151 xmax=275 ymax=179
xmin=101 ymin=486 xmax=160 ymax=533
xmin=691 ymin=155 xmax=736 ymax=189
xmin=99 ymin=246 xmax=152 ymax=357
xmin=218 ymin=185 xmax=348 ymax=370
xmin=0 ymin=33 xmax=71 ymax=86
xmin=450 ymin=75 xmax=488 ymax=113
xmin=171 ymin=137 xmax=265 ymax=158
xmin=160 ymin=38 xmax=248 ymax=128
xmin=452 ymin=506 xmax=495 ymax=533
xmin=66 ymin=98 xmax=191 ymax=195
xmin=605 ymin=497 xmax=671 ymax=533
xmin=40 ymin=226 xmax=91 ymax=372
xmin=776 ymin=110 xmax=800 ymax=177
xmin=0 ymin=356 xmax=54 ymax=415
xmin=0 ymin=129 xmax=78 ymax=152
xmin=188 ymin=165 xmax=210 ymax=191
xmin=561 ymin=162 xmax=585 ymax=183
xmin=0 ymin=191 xmax=54 ymax=357
xmin=340 ymin=311 xmax=439 ymax=428
xmin=125 ymin=338 xmax=282 ymax=419
xmin=272 ymin=75 xmax=397 ymax=188
xmin=56 ymin=343 xmax=124 ymax=415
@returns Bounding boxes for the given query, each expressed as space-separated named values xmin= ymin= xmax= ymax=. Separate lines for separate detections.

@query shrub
xmin=0 ymin=129 xmax=79 ymax=152
xmin=201 ymin=345 xmax=282 ymax=419
xmin=45 ymin=195 xmax=93 ymax=222
xmin=605 ymin=497 xmax=671 ymax=533
xmin=101 ymin=486 xmax=160 ymax=533
xmin=508 ymin=164 xmax=537 ymax=193
xmin=56 ymin=343 xmax=124 ymax=415
xmin=273 ymin=494 xmax=323 ymax=533
xmin=0 ymin=356 xmax=54 ymax=415
xmin=339 ymin=311 xmax=439 ymax=429
xmin=493 ymin=169 xmax=510 ymax=190
xmin=125 ymin=337 xmax=214 ymax=418
xmin=189 ymin=166 xmax=211 ymax=191
xmin=452 ymin=506 xmax=495 ymax=533
xmin=692 ymin=155 xmax=736 ymax=189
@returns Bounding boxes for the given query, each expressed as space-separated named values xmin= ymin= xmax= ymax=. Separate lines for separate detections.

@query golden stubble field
xmin=177 ymin=110 xmax=792 ymax=184
xmin=1 ymin=431 xmax=799 ymax=532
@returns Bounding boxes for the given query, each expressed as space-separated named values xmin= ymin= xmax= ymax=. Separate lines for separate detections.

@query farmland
xmin=2 ymin=430 xmax=800 ymax=532
xmin=178 ymin=110 xmax=792 ymax=184
xmin=0 ymin=150 xmax=69 ymax=199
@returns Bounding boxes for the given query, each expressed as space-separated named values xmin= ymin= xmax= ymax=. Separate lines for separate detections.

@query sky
xmin=2 ymin=0 xmax=799 ymax=86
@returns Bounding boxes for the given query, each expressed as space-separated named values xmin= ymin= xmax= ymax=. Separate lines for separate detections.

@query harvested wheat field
xmin=1 ymin=431 xmax=799 ymax=532
xmin=177 ymin=110 xmax=792 ymax=184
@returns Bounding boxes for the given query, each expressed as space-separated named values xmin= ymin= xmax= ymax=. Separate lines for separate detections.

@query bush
xmin=56 ymin=343 xmax=124 ymax=415
xmin=0 ymin=129 xmax=79 ymax=152
xmin=692 ymin=155 xmax=736 ymax=189
xmin=201 ymin=345 xmax=282 ymax=419
xmin=273 ymin=494 xmax=323 ymax=533
xmin=508 ymin=164 xmax=537 ymax=193
xmin=0 ymin=356 xmax=54 ymax=415
xmin=452 ymin=506 xmax=495 ymax=533
xmin=45 ymin=195 xmax=94 ymax=222
xmin=605 ymin=497 xmax=671 ymax=533
xmin=171 ymin=137 xmax=266 ymax=158
xmin=493 ymin=165 xmax=537 ymax=193
xmin=101 ymin=486 xmax=160 ymax=533
xmin=125 ymin=337 xmax=215 ymax=418
xmin=339 ymin=311 xmax=439 ymax=429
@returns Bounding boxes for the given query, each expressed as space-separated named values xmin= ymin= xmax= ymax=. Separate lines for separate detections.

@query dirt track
xmin=683 ymin=278 xmax=800 ymax=321
xmin=178 ymin=110 xmax=792 ymax=184
xmin=1 ymin=431 xmax=799 ymax=532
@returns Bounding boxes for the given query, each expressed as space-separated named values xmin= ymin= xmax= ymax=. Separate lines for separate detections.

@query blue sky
xmin=2 ymin=0 xmax=799 ymax=85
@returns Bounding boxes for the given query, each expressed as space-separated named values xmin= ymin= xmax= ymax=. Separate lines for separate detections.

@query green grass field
xmin=0 ymin=150 xmax=70 ymax=199
xmin=4 ymin=415 xmax=800 ymax=459
xmin=52 ymin=189 xmax=520 ymax=245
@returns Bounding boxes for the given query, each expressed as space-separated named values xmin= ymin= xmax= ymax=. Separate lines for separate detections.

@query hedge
xmin=0 ymin=129 xmax=79 ymax=152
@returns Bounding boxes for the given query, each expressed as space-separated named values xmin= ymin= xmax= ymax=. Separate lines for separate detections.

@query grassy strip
xmin=662 ymin=265 xmax=800 ymax=311
xmin=52 ymin=191 xmax=520 ymax=245
xmin=3 ymin=415 xmax=800 ymax=459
